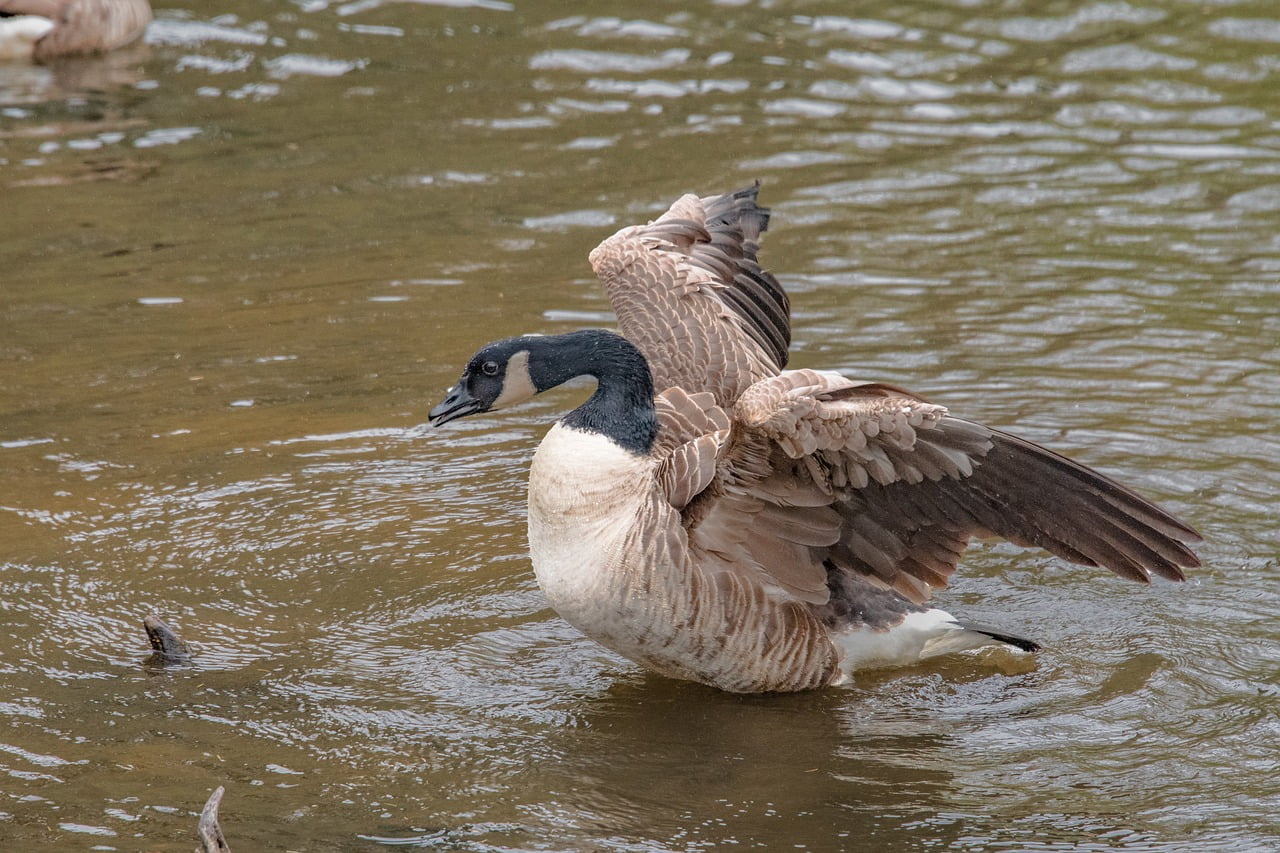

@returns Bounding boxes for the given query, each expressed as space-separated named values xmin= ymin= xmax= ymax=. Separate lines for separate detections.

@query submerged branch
xmin=197 ymin=786 xmax=230 ymax=853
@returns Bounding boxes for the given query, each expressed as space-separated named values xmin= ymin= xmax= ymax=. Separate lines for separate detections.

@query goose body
xmin=430 ymin=185 xmax=1201 ymax=694
xmin=527 ymin=420 xmax=1005 ymax=691
xmin=0 ymin=0 xmax=150 ymax=61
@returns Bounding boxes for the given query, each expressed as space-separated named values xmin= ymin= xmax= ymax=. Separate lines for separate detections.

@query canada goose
xmin=430 ymin=185 xmax=1202 ymax=694
xmin=0 ymin=0 xmax=150 ymax=62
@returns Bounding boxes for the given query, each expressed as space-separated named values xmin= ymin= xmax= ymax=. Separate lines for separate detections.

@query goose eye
xmin=481 ymin=360 xmax=500 ymax=377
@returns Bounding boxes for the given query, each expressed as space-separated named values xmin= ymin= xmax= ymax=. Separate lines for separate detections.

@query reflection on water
xmin=3 ymin=0 xmax=1279 ymax=849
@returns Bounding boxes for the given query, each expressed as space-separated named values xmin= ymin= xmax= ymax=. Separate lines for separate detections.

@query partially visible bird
xmin=0 ymin=0 xmax=150 ymax=62
xmin=429 ymin=184 xmax=1202 ymax=693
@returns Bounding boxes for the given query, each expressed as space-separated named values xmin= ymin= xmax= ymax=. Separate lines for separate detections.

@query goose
xmin=0 ymin=0 xmax=150 ymax=62
xmin=429 ymin=185 xmax=1202 ymax=694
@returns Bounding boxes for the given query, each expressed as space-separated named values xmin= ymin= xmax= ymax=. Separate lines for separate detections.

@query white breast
xmin=526 ymin=423 xmax=656 ymax=641
xmin=0 ymin=17 xmax=54 ymax=61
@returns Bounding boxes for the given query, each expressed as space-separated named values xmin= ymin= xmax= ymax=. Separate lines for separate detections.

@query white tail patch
xmin=0 ymin=16 xmax=54 ymax=61
xmin=831 ymin=608 xmax=1013 ymax=678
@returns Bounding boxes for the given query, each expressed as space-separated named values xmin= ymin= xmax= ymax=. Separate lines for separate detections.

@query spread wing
xmin=659 ymin=372 xmax=1202 ymax=606
xmin=589 ymin=184 xmax=790 ymax=407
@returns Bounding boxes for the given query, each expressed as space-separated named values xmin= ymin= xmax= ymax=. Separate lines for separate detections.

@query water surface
xmin=2 ymin=1 xmax=1278 ymax=850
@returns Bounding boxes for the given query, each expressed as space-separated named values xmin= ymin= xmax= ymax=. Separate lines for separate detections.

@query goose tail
xmin=951 ymin=620 xmax=1041 ymax=653
xmin=832 ymin=608 xmax=1039 ymax=676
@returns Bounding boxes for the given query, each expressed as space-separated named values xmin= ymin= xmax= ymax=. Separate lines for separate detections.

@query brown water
xmin=2 ymin=0 xmax=1278 ymax=849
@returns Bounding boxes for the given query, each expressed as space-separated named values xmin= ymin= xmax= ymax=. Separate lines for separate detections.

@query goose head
xmin=429 ymin=330 xmax=659 ymax=451
xmin=429 ymin=336 xmax=541 ymax=426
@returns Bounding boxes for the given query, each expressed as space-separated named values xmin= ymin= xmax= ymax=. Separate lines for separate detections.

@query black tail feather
xmin=956 ymin=621 xmax=1042 ymax=653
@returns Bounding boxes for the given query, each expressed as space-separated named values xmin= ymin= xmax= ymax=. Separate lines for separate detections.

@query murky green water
xmin=3 ymin=1 xmax=1278 ymax=849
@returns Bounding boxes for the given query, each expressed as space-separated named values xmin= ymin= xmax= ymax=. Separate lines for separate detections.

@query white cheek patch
xmin=490 ymin=350 xmax=537 ymax=410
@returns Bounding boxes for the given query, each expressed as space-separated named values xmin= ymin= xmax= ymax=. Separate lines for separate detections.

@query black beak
xmin=429 ymin=382 xmax=484 ymax=426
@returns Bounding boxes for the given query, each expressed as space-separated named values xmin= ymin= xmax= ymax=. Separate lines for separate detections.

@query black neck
xmin=526 ymin=330 xmax=658 ymax=455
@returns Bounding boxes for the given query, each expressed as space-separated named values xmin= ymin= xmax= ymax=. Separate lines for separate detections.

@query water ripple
xmin=3 ymin=0 xmax=1278 ymax=849
xmin=530 ymin=48 xmax=691 ymax=74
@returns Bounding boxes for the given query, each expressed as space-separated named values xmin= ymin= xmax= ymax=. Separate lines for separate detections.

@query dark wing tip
xmin=698 ymin=184 xmax=791 ymax=370
xmin=964 ymin=427 xmax=1203 ymax=584
xmin=706 ymin=181 xmax=771 ymax=239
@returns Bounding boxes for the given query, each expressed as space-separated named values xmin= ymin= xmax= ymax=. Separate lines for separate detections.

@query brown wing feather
xmin=589 ymin=184 xmax=790 ymax=406
xmin=653 ymin=386 xmax=729 ymax=454
xmin=614 ymin=189 xmax=1200 ymax=619
xmin=684 ymin=372 xmax=1202 ymax=607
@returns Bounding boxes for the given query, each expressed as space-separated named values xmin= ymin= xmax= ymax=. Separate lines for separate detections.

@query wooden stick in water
xmin=144 ymin=614 xmax=193 ymax=664
xmin=196 ymin=786 xmax=230 ymax=853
